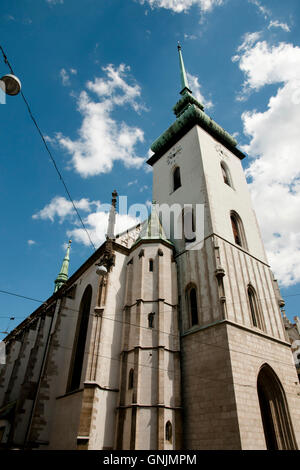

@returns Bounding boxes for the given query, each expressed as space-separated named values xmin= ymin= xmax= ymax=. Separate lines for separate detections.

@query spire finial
xmin=106 ymin=190 xmax=118 ymax=239
xmin=177 ymin=43 xmax=191 ymax=95
xmin=54 ymin=240 xmax=72 ymax=293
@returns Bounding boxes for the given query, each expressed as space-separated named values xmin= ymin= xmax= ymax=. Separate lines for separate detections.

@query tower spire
xmin=106 ymin=190 xmax=118 ymax=239
xmin=54 ymin=240 xmax=71 ymax=293
xmin=177 ymin=42 xmax=192 ymax=95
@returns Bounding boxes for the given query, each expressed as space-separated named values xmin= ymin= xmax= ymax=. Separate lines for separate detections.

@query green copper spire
xmin=132 ymin=202 xmax=173 ymax=248
xmin=54 ymin=240 xmax=72 ymax=293
xmin=147 ymin=45 xmax=242 ymax=162
xmin=177 ymin=43 xmax=192 ymax=95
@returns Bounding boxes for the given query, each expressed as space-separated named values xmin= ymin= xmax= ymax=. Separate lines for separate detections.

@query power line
xmin=0 ymin=289 xmax=43 ymax=305
xmin=0 ymin=290 xmax=298 ymax=372
xmin=0 ymin=44 xmax=96 ymax=252
xmin=1 ymin=285 xmax=300 ymax=319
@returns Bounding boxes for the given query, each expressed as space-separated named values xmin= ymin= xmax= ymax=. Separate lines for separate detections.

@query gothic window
xmin=149 ymin=259 xmax=154 ymax=272
xmin=183 ymin=207 xmax=196 ymax=243
xmin=221 ymin=162 xmax=232 ymax=187
xmin=186 ymin=285 xmax=199 ymax=327
xmin=128 ymin=369 xmax=134 ymax=389
xmin=230 ymin=211 xmax=247 ymax=249
xmin=67 ymin=285 xmax=92 ymax=392
xmin=173 ymin=167 xmax=181 ymax=192
xmin=248 ymin=285 xmax=264 ymax=331
xmin=148 ymin=313 xmax=155 ymax=328
xmin=165 ymin=421 xmax=172 ymax=442
xmin=257 ymin=364 xmax=297 ymax=449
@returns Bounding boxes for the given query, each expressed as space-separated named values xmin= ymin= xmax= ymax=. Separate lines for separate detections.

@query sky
xmin=0 ymin=0 xmax=300 ymax=337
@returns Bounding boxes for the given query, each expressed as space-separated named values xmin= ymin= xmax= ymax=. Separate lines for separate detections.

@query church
xmin=0 ymin=45 xmax=300 ymax=450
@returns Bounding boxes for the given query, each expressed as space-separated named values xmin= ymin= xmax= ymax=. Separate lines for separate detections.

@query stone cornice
xmin=182 ymin=318 xmax=291 ymax=348
xmin=147 ymin=104 xmax=245 ymax=166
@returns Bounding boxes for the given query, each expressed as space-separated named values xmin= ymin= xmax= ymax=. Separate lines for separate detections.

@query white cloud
xmin=33 ymin=195 xmax=140 ymax=248
xmin=59 ymin=68 xmax=77 ymax=86
xmin=55 ymin=64 xmax=145 ymax=177
xmin=68 ymin=212 xmax=139 ymax=247
xmin=138 ymin=0 xmax=223 ymax=13
xmin=32 ymin=196 xmax=100 ymax=223
xmin=60 ymin=68 xmax=70 ymax=86
xmin=234 ymin=38 xmax=300 ymax=286
xmin=184 ymin=34 xmax=197 ymax=40
xmin=187 ymin=72 xmax=213 ymax=109
xmin=27 ymin=240 xmax=36 ymax=246
xmin=46 ymin=0 xmax=64 ymax=4
xmin=268 ymin=20 xmax=291 ymax=33
xmin=248 ymin=0 xmax=271 ymax=19
xmin=128 ymin=179 xmax=138 ymax=186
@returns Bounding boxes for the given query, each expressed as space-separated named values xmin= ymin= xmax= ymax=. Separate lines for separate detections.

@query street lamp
xmin=0 ymin=73 xmax=21 ymax=96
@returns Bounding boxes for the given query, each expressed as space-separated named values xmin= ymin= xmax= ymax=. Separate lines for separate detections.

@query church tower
xmin=147 ymin=45 xmax=300 ymax=450
xmin=115 ymin=204 xmax=181 ymax=450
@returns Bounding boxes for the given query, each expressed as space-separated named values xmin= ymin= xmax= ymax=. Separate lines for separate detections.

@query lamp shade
xmin=0 ymin=74 xmax=21 ymax=96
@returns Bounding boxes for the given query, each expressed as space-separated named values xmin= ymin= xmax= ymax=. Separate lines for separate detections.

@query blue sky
xmin=1 ymin=0 xmax=300 ymax=337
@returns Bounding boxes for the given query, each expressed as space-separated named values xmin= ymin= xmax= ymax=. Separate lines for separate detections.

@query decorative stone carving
xmin=116 ymin=225 xmax=141 ymax=248
xmin=96 ymin=240 xmax=115 ymax=272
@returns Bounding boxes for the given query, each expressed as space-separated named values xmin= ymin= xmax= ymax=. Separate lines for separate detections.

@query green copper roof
xmin=151 ymin=101 xmax=237 ymax=154
xmin=147 ymin=45 xmax=244 ymax=164
xmin=132 ymin=203 xmax=173 ymax=248
xmin=54 ymin=240 xmax=71 ymax=293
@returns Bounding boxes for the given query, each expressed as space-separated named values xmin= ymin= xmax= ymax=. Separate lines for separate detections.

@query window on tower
xmin=165 ymin=421 xmax=172 ymax=442
xmin=149 ymin=259 xmax=154 ymax=272
xmin=148 ymin=312 xmax=155 ymax=328
xmin=248 ymin=285 xmax=265 ymax=331
xmin=186 ymin=285 xmax=199 ymax=327
xmin=230 ymin=211 xmax=247 ymax=250
xmin=173 ymin=167 xmax=181 ymax=192
xmin=128 ymin=369 xmax=134 ymax=389
xmin=182 ymin=207 xmax=196 ymax=243
xmin=221 ymin=162 xmax=232 ymax=188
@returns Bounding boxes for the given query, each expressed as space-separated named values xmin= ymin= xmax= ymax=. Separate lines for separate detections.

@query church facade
xmin=0 ymin=46 xmax=300 ymax=450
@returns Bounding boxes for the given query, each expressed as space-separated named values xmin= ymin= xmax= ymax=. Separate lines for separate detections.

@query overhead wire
xmin=0 ymin=44 xmax=96 ymax=252
xmin=0 ymin=288 xmax=299 ymax=372
xmin=0 ymin=49 xmax=298 ymax=401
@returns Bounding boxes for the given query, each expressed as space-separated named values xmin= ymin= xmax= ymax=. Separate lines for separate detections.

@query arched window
xmin=149 ymin=259 xmax=154 ymax=272
xmin=148 ymin=312 xmax=155 ymax=328
xmin=128 ymin=369 xmax=134 ymax=389
xmin=186 ymin=285 xmax=199 ymax=327
xmin=248 ymin=285 xmax=264 ymax=331
xmin=230 ymin=211 xmax=247 ymax=249
xmin=182 ymin=207 xmax=196 ymax=243
xmin=221 ymin=162 xmax=232 ymax=187
xmin=165 ymin=421 xmax=172 ymax=442
xmin=173 ymin=167 xmax=181 ymax=192
xmin=257 ymin=364 xmax=297 ymax=450
xmin=67 ymin=285 xmax=92 ymax=392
